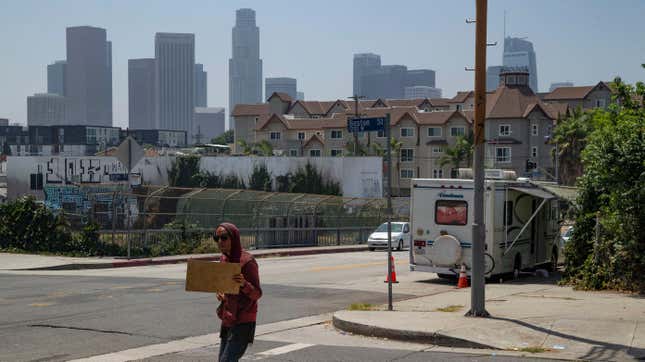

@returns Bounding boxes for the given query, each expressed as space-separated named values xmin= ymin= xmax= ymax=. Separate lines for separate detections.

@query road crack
xmin=30 ymin=324 xmax=138 ymax=336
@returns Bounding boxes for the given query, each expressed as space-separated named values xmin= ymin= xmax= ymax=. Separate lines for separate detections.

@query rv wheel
xmin=549 ymin=248 xmax=558 ymax=272
xmin=513 ymin=254 xmax=522 ymax=280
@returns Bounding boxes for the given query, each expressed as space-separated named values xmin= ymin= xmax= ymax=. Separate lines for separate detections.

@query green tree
xmin=255 ymin=140 xmax=274 ymax=156
xmin=439 ymin=132 xmax=473 ymax=177
xmin=562 ymin=76 xmax=645 ymax=293
xmin=168 ymin=155 xmax=201 ymax=187
xmin=289 ymin=163 xmax=341 ymax=196
xmin=550 ymin=109 xmax=595 ymax=186
xmin=237 ymin=139 xmax=254 ymax=155
xmin=249 ymin=163 xmax=272 ymax=191
xmin=211 ymin=130 xmax=234 ymax=145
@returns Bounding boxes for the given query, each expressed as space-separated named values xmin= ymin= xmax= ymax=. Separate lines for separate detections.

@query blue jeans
xmin=219 ymin=322 xmax=255 ymax=362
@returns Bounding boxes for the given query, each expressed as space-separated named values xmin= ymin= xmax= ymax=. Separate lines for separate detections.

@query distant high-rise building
xmin=47 ymin=60 xmax=66 ymax=96
xmin=193 ymin=107 xmax=225 ymax=144
xmin=353 ymin=53 xmax=381 ymax=96
xmin=27 ymin=93 xmax=68 ymax=126
xmin=297 ymin=91 xmax=304 ymax=101
xmin=265 ymin=77 xmax=297 ymax=100
xmin=549 ymin=82 xmax=574 ymax=92
xmin=503 ymin=37 xmax=538 ymax=92
xmin=405 ymin=69 xmax=436 ymax=88
xmin=65 ymin=26 xmax=112 ymax=126
xmin=404 ymin=86 xmax=442 ymax=99
xmin=361 ymin=65 xmax=407 ymax=99
xmin=155 ymin=33 xmax=195 ymax=134
xmin=229 ymin=8 xmax=262 ymax=130
xmin=194 ymin=63 xmax=207 ymax=107
xmin=128 ymin=58 xmax=156 ymax=130
xmin=486 ymin=65 xmax=503 ymax=91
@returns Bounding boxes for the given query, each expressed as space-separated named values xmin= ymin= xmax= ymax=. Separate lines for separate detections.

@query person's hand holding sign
xmin=233 ymin=273 xmax=246 ymax=288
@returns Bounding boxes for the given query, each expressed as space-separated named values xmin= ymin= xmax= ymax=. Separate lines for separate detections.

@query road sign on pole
xmin=347 ymin=117 xmax=387 ymax=133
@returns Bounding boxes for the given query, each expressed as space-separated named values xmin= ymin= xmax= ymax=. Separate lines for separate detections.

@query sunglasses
xmin=214 ymin=234 xmax=230 ymax=242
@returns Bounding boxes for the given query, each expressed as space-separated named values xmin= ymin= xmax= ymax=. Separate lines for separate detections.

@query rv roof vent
xmin=457 ymin=168 xmax=517 ymax=180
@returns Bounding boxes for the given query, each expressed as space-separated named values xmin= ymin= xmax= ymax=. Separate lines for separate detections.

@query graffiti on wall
xmin=37 ymin=157 xmax=128 ymax=186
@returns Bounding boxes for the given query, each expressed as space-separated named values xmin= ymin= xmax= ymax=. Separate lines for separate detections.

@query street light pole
xmin=467 ymin=0 xmax=490 ymax=318
xmin=349 ymin=95 xmax=365 ymax=155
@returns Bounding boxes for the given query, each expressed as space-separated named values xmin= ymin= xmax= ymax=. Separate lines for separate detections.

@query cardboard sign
xmin=185 ymin=259 xmax=241 ymax=294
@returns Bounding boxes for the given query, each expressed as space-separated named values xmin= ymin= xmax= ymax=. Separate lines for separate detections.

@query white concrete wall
xmin=7 ymin=156 xmax=382 ymax=200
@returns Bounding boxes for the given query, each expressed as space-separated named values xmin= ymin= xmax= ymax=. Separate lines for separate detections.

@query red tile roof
xmin=449 ymin=91 xmax=474 ymax=103
xmin=231 ymin=104 xmax=270 ymax=117
xmin=543 ymin=82 xmax=608 ymax=100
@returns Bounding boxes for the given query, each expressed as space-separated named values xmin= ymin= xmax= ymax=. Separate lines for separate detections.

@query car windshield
xmin=375 ymin=223 xmax=403 ymax=233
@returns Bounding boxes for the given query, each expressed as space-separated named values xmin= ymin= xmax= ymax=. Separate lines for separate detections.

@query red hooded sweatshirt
xmin=216 ymin=222 xmax=262 ymax=327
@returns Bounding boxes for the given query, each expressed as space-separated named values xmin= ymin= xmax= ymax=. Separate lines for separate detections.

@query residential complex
xmin=233 ymin=69 xmax=610 ymax=195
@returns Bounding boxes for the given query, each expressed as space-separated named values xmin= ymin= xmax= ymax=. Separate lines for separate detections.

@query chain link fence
xmin=51 ymin=185 xmax=408 ymax=255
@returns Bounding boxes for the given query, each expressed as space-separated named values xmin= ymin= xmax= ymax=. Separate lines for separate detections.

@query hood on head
xmin=217 ymin=222 xmax=242 ymax=263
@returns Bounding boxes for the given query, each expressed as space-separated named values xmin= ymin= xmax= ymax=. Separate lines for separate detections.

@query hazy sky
xmin=1 ymin=0 xmax=644 ymax=128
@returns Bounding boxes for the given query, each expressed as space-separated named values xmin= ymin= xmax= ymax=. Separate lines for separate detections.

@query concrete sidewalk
xmin=0 ymin=244 xmax=367 ymax=271
xmin=334 ymin=280 xmax=645 ymax=361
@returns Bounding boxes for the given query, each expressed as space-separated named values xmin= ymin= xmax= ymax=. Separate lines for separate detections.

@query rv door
xmin=503 ymin=186 xmax=556 ymax=255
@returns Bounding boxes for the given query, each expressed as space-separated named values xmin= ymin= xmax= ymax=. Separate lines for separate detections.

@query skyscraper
xmin=265 ymin=77 xmax=297 ymax=100
xmin=404 ymin=86 xmax=442 ymax=99
xmin=229 ymin=8 xmax=262 ymax=130
xmin=405 ymin=69 xmax=436 ymax=88
xmin=65 ymin=26 xmax=112 ymax=126
xmin=155 ymin=33 xmax=195 ymax=134
xmin=128 ymin=58 xmax=156 ymax=130
xmin=353 ymin=53 xmax=381 ymax=96
xmin=486 ymin=65 xmax=503 ymax=91
xmin=47 ymin=60 xmax=66 ymax=96
xmin=194 ymin=63 xmax=207 ymax=107
xmin=503 ymin=37 xmax=538 ymax=92
xmin=361 ymin=65 xmax=407 ymax=99
xmin=27 ymin=93 xmax=68 ymax=126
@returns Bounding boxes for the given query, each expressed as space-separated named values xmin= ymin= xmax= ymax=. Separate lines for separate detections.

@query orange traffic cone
xmin=384 ymin=255 xmax=399 ymax=283
xmin=457 ymin=264 xmax=469 ymax=288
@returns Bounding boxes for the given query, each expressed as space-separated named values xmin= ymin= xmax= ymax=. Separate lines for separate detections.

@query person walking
xmin=215 ymin=222 xmax=262 ymax=362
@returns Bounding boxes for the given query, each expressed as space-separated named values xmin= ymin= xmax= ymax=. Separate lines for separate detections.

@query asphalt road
xmin=0 ymin=250 xmax=422 ymax=361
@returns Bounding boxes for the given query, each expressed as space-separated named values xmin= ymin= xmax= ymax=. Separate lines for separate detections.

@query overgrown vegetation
xmin=0 ymin=197 xmax=121 ymax=256
xmin=561 ymin=74 xmax=645 ymax=293
xmin=211 ymin=130 xmax=234 ymax=145
xmin=169 ymin=156 xmax=341 ymax=196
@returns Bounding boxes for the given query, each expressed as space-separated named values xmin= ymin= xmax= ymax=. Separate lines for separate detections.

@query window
xmin=499 ymin=124 xmax=511 ymax=136
xmin=503 ymin=201 xmax=513 ymax=226
xmin=496 ymin=147 xmax=511 ymax=163
xmin=377 ymin=130 xmax=386 ymax=138
xmin=297 ymin=132 xmax=305 ymax=140
xmin=532 ymin=146 xmax=538 ymax=158
xmin=455 ymin=104 xmax=462 ymax=111
xmin=427 ymin=127 xmax=442 ymax=137
xmin=596 ymin=99 xmax=606 ymax=108
xmin=435 ymin=200 xmax=468 ymax=225
xmin=270 ymin=132 xmax=281 ymax=140
xmin=450 ymin=127 xmax=465 ymax=137
xmin=400 ymin=148 xmax=414 ymax=162
xmin=400 ymin=169 xmax=414 ymax=178
xmin=289 ymin=149 xmax=298 ymax=157
xmin=309 ymin=149 xmax=321 ymax=157
xmin=400 ymin=128 xmax=414 ymax=137
xmin=331 ymin=130 xmax=343 ymax=139
xmin=433 ymin=168 xmax=443 ymax=178
xmin=532 ymin=124 xmax=538 ymax=136
xmin=331 ymin=149 xmax=343 ymax=157
xmin=432 ymin=147 xmax=444 ymax=154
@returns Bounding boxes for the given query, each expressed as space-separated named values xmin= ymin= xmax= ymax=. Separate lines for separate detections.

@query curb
xmin=332 ymin=313 xmax=497 ymax=350
xmin=21 ymin=245 xmax=368 ymax=271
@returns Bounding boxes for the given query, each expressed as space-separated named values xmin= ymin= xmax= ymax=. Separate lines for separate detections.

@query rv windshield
xmin=435 ymin=200 xmax=468 ymax=225
xmin=375 ymin=223 xmax=403 ymax=233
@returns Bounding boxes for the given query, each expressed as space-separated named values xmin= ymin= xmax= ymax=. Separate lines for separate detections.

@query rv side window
xmin=435 ymin=200 xmax=468 ymax=225
xmin=504 ymin=201 xmax=513 ymax=226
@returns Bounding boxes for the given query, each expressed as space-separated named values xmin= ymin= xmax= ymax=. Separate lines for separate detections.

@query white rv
xmin=409 ymin=170 xmax=561 ymax=279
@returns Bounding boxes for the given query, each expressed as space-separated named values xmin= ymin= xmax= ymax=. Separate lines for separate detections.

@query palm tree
xmin=255 ymin=140 xmax=274 ymax=156
xmin=345 ymin=139 xmax=369 ymax=156
xmin=237 ymin=139 xmax=254 ymax=155
xmin=439 ymin=133 xmax=473 ymax=178
xmin=550 ymin=108 xmax=592 ymax=185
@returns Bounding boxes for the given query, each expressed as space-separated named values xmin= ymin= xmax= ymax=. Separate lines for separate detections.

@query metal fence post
xmin=337 ymin=228 xmax=341 ymax=246
xmin=111 ymin=192 xmax=117 ymax=246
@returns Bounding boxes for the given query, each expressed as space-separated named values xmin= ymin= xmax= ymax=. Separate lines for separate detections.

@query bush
xmin=249 ymin=163 xmax=272 ymax=191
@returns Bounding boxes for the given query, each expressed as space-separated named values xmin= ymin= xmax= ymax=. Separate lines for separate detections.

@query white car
xmin=367 ymin=222 xmax=411 ymax=251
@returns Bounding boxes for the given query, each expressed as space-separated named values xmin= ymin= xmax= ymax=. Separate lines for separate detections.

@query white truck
xmin=409 ymin=170 xmax=561 ymax=279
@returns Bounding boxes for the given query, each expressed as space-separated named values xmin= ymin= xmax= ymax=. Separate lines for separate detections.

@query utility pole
xmin=467 ymin=0 xmax=490 ymax=318
xmin=348 ymin=95 xmax=365 ymax=155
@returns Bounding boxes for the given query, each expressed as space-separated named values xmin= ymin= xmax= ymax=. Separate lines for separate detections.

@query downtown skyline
xmin=1 ymin=0 xmax=644 ymax=129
